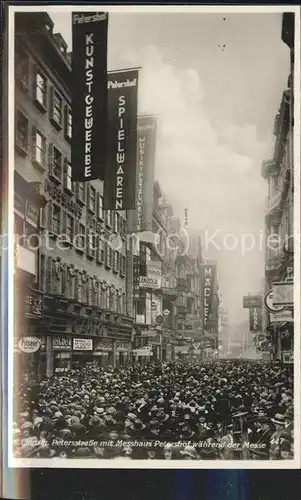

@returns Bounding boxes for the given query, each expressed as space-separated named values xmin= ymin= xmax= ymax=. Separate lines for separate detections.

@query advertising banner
xmin=133 ymin=255 xmax=140 ymax=300
xmin=104 ymin=69 xmax=139 ymax=210
xmin=73 ymin=338 xmax=93 ymax=351
xmin=127 ymin=115 xmax=158 ymax=232
xmin=53 ymin=337 xmax=72 ymax=350
xmin=272 ymin=282 xmax=294 ymax=307
xmin=147 ymin=261 xmax=162 ymax=278
xmin=270 ymin=310 xmax=293 ymax=323
xmin=71 ymin=12 xmax=108 ymax=181
xmin=139 ymin=276 xmax=161 ymax=289
xmin=200 ymin=264 xmax=216 ymax=329
xmin=243 ymin=295 xmax=262 ymax=308
xmin=249 ymin=307 xmax=262 ymax=332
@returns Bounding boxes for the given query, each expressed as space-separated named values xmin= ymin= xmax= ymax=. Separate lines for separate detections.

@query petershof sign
xmin=272 ymin=282 xmax=293 ymax=307
xmin=104 ymin=69 xmax=139 ymax=210
xmin=71 ymin=12 xmax=108 ymax=181
xmin=18 ymin=337 xmax=41 ymax=354
xmin=73 ymin=338 xmax=93 ymax=351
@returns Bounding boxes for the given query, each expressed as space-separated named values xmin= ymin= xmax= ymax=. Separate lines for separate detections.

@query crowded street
xmin=15 ymin=359 xmax=294 ymax=460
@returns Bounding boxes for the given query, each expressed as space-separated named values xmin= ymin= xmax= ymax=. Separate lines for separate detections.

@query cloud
xmin=116 ymin=45 xmax=269 ymax=321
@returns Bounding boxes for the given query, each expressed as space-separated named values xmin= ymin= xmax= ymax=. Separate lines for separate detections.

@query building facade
xmin=14 ymin=12 xmax=133 ymax=377
xmin=132 ymin=182 xmax=178 ymax=362
xmin=261 ymin=13 xmax=294 ymax=361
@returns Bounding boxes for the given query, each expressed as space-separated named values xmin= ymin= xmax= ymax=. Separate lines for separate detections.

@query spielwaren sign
xmin=104 ymin=69 xmax=139 ymax=210
xmin=71 ymin=12 xmax=108 ymax=182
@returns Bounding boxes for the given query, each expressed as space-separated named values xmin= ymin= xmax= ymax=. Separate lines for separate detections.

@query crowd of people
xmin=15 ymin=359 xmax=294 ymax=460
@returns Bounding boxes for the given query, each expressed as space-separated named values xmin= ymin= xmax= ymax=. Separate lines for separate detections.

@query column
xmin=46 ymin=335 xmax=53 ymax=376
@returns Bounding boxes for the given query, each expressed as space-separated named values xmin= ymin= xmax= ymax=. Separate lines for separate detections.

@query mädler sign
xmin=71 ymin=12 xmax=108 ymax=181
xmin=200 ymin=264 xmax=216 ymax=329
xmin=104 ymin=69 xmax=139 ymax=210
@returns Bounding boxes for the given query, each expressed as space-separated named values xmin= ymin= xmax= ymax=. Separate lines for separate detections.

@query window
xmin=87 ymin=229 xmax=96 ymax=258
xmin=88 ymin=186 xmax=96 ymax=213
xmin=15 ymin=44 xmax=29 ymax=91
xmin=76 ymin=182 xmax=86 ymax=205
xmin=52 ymin=90 xmax=63 ymax=125
xmin=52 ymin=205 xmax=61 ymax=235
xmin=15 ymin=111 xmax=28 ymax=152
xmin=66 ymin=162 xmax=73 ymax=191
xmin=97 ymin=193 xmax=104 ymax=220
xmin=113 ymin=212 xmax=119 ymax=233
xmin=66 ymin=214 xmax=74 ymax=240
xmin=33 ymin=130 xmax=46 ymax=166
xmin=67 ymin=109 xmax=72 ymax=139
xmin=35 ymin=71 xmax=47 ymax=108
xmin=76 ymin=224 xmax=85 ymax=252
xmin=120 ymin=255 xmax=126 ymax=276
xmin=52 ymin=146 xmax=62 ymax=181
xmin=65 ymin=107 xmax=72 ymax=140
xmin=106 ymin=244 xmax=112 ymax=268
xmin=113 ymin=251 xmax=120 ymax=273
xmin=97 ymin=238 xmax=105 ymax=263
xmin=106 ymin=209 xmax=112 ymax=227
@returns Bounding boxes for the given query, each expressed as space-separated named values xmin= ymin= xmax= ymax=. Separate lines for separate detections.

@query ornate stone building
xmin=14 ymin=12 xmax=133 ymax=377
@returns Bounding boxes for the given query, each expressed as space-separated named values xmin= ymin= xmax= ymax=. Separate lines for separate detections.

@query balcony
xmin=16 ymin=245 xmax=37 ymax=275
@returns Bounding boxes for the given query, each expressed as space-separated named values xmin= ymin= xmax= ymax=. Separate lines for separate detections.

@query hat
xmin=271 ymin=414 xmax=286 ymax=426
xmin=95 ymin=408 xmax=105 ymax=416
xmin=154 ymin=410 xmax=169 ymax=422
xmin=181 ymin=445 xmax=198 ymax=459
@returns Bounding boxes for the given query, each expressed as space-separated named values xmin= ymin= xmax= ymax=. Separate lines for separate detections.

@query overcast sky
xmin=48 ymin=10 xmax=290 ymax=324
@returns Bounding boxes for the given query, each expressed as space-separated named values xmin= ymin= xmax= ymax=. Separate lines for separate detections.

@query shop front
xmin=72 ymin=337 xmax=94 ymax=368
xmin=52 ymin=336 xmax=72 ymax=373
xmin=93 ymin=339 xmax=113 ymax=367
xmin=115 ymin=340 xmax=131 ymax=366
xmin=132 ymin=346 xmax=153 ymax=363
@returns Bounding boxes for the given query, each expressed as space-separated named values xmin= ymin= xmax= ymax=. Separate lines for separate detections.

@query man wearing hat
xmin=270 ymin=413 xmax=287 ymax=460
xmin=248 ymin=416 xmax=273 ymax=460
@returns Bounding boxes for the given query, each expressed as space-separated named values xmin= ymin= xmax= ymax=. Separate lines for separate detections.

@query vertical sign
xmin=128 ymin=115 xmax=158 ymax=232
xmin=249 ymin=307 xmax=262 ymax=332
xmin=104 ymin=69 xmax=139 ymax=210
xmin=71 ymin=12 xmax=108 ymax=182
xmin=200 ymin=264 xmax=216 ymax=330
xmin=133 ymin=255 xmax=140 ymax=300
